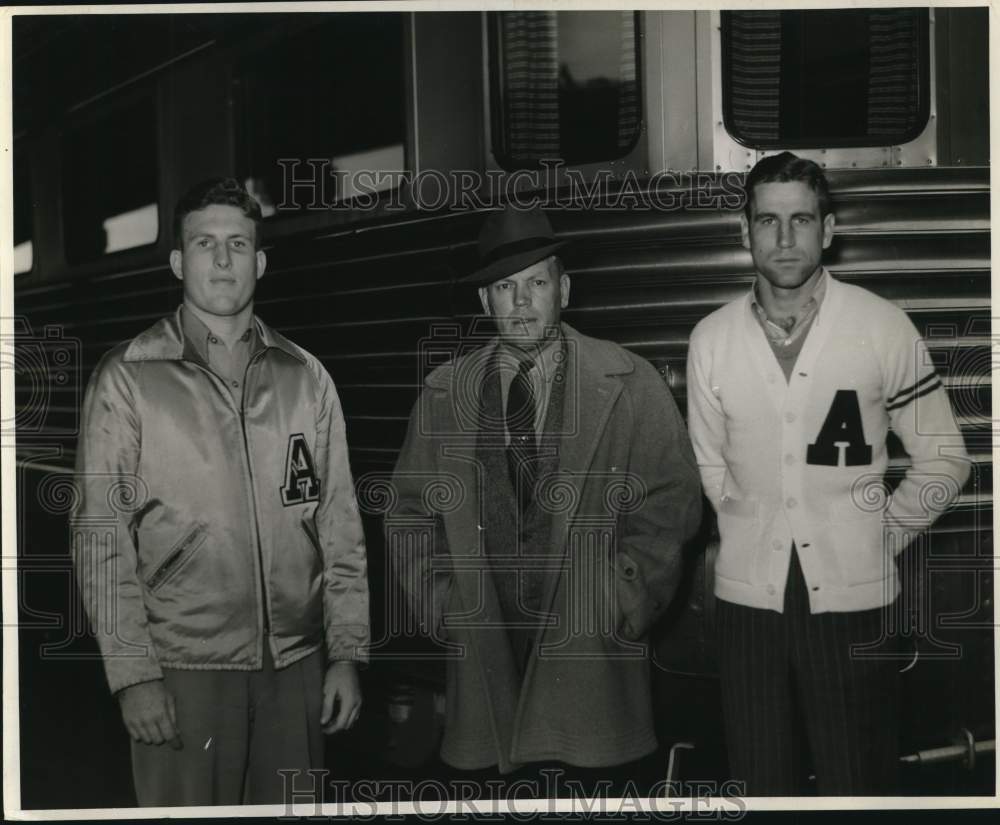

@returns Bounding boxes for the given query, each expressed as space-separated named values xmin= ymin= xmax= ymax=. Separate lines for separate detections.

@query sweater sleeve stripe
xmin=886 ymin=371 xmax=938 ymax=404
xmin=885 ymin=376 xmax=944 ymax=412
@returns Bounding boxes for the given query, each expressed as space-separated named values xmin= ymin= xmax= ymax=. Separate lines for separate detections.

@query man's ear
xmin=256 ymin=249 xmax=267 ymax=280
xmin=822 ymin=212 xmax=835 ymax=249
xmin=478 ymin=286 xmax=490 ymax=315
xmin=169 ymin=249 xmax=184 ymax=281
xmin=739 ymin=214 xmax=751 ymax=250
xmin=560 ymin=273 xmax=571 ymax=309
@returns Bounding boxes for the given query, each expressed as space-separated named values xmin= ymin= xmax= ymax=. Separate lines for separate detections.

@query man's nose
xmin=777 ymin=222 xmax=795 ymax=248
xmin=214 ymin=245 xmax=232 ymax=267
xmin=513 ymin=284 xmax=531 ymax=306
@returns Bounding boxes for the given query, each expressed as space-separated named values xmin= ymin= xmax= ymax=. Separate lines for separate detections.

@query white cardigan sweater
xmin=687 ymin=274 xmax=970 ymax=613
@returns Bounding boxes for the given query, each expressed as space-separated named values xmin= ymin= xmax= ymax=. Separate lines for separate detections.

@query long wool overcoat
xmin=389 ymin=323 xmax=702 ymax=771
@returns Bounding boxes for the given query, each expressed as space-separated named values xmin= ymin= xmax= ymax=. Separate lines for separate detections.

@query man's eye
xmin=197 ymin=239 xmax=211 ymax=247
xmin=232 ymin=240 xmax=246 ymax=249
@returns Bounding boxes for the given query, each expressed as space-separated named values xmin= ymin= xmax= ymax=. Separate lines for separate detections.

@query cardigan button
xmin=772 ymin=539 xmax=783 ymax=551
xmin=785 ymin=412 xmax=796 ymax=423
xmin=785 ymin=497 xmax=798 ymax=509
xmin=767 ymin=584 xmax=776 ymax=596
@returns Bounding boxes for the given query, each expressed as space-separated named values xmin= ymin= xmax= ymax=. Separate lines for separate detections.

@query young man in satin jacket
xmin=72 ymin=178 xmax=369 ymax=806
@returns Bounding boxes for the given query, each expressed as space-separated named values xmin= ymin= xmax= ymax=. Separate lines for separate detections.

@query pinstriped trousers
xmin=716 ymin=548 xmax=899 ymax=796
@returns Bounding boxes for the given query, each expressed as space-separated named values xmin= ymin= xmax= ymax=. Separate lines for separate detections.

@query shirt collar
xmin=495 ymin=332 xmax=565 ymax=384
xmin=751 ymin=267 xmax=829 ymax=343
xmin=180 ymin=305 xmax=256 ymax=363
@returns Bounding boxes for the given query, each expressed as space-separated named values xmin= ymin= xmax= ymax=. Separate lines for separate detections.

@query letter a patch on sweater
xmin=806 ymin=390 xmax=873 ymax=467
xmin=281 ymin=433 xmax=321 ymax=505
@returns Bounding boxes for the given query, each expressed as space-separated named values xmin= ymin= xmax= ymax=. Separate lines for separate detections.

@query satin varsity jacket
xmin=72 ymin=308 xmax=369 ymax=693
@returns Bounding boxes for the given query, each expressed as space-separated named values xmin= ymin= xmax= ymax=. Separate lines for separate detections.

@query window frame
xmin=58 ymin=83 xmax=163 ymax=269
xmin=229 ymin=13 xmax=411 ymax=227
xmin=487 ymin=10 xmax=645 ymax=172
xmin=719 ymin=7 xmax=931 ymax=151
xmin=710 ymin=9 xmax=939 ymax=172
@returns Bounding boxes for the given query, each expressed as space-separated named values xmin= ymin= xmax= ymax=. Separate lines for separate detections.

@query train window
xmin=13 ymin=148 xmax=32 ymax=275
xmin=61 ymin=94 xmax=159 ymax=264
xmin=722 ymin=8 xmax=929 ymax=148
xmin=490 ymin=11 xmax=642 ymax=169
xmin=236 ymin=15 xmax=406 ymax=215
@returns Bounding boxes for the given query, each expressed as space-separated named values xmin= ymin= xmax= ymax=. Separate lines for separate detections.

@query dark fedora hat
xmin=461 ymin=205 xmax=567 ymax=286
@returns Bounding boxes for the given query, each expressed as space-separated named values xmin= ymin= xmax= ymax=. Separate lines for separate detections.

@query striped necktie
xmin=506 ymin=356 xmax=537 ymax=508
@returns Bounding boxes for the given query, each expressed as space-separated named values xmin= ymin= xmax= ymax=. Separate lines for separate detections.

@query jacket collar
xmin=423 ymin=321 xmax=634 ymax=390
xmin=123 ymin=306 xmax=306 ymax=364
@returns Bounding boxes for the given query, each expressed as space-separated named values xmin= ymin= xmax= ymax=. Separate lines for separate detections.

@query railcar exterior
xmin=8 ymin=6 xmax=993 ymax=805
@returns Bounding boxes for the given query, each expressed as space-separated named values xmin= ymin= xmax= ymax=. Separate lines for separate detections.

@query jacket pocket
xmin=611 ymin=550 xmax=649 ymax=641
xmin=830 ymin=501 xmax=888 ymax=586
xmin=715 ymin=495 xmax=759 ymax=585
xmin=145 ymin=523 xmax=207 ymax=592
xmin=718 ymin=494 xmax=759 ymax=519
xmin=832 ymin=494 xmax=887 ymax=523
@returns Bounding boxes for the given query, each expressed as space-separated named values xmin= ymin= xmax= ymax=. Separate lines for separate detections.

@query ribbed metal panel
xmin=16 ymin=167 xmax=991 ymax=481
xmin=13 ymin=166 xmax=992 ymax=749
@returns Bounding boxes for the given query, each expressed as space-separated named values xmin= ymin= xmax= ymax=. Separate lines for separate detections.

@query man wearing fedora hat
xmin=389 ymin=205 xmax=702 ymax=793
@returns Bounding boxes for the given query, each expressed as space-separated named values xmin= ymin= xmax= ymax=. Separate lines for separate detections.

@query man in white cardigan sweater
xmin=686 ymin=152 xmax=969 ymax=795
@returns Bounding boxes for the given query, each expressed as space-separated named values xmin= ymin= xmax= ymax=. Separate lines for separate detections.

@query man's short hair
xmin=483 ymin=254 xmax=565 ymax=292
xmin=546 ymin=255 xmax=565 ymax=279
xmin=743 ymin=151 xmax=833 ymax=219
xmin=172 ymin=178 xmax=263 ymax=250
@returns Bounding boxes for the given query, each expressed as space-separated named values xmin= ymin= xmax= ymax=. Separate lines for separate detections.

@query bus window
xmin=722 ymin=8 xmax=929 ymax=148
xmin=490 ymin=11 xmax=641 ymax=169
xmin=236 ymin=15 xmax=406 ymax=215
xmin=61 ymin=94 xmax=159 ymax=264
xmin=14 ymin=146 xmax=32 ymax=275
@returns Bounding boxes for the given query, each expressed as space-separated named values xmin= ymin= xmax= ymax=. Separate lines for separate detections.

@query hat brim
xmin=460 ymin=240 xmax=568 ymax=287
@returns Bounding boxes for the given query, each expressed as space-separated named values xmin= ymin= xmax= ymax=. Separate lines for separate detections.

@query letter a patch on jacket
xmin=281 ymin=433 xmax=321 ymax=505
xmin=806 ymin=390 xmax=873 ymax=467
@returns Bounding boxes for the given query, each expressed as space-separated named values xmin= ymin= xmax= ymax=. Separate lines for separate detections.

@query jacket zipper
xmin=189 ymin=354 xmax=271 ymax=645
xmin=239 ymin=351 xmax=270 ymax=637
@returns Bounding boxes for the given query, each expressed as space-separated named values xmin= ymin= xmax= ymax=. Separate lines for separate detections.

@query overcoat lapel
xmin=533 ymin=325 xmax=624 ymax=650
xmin=434 ymin=343 xmax=499 ymax=617
xmin=432 ymin=342 xmax=523 ymax=770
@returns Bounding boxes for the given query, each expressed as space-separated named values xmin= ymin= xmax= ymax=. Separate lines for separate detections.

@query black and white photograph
xmin=2 ymin=0 xmax=995 ymax=818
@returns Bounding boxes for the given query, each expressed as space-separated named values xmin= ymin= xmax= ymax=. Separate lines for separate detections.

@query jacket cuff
xmin=615 ymin=552 xmax=669 ymax=641
xmin=326 ymin=634 xmax=369 ymax=667
xmin=106 ymin=660 xmax=164 ymax=696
